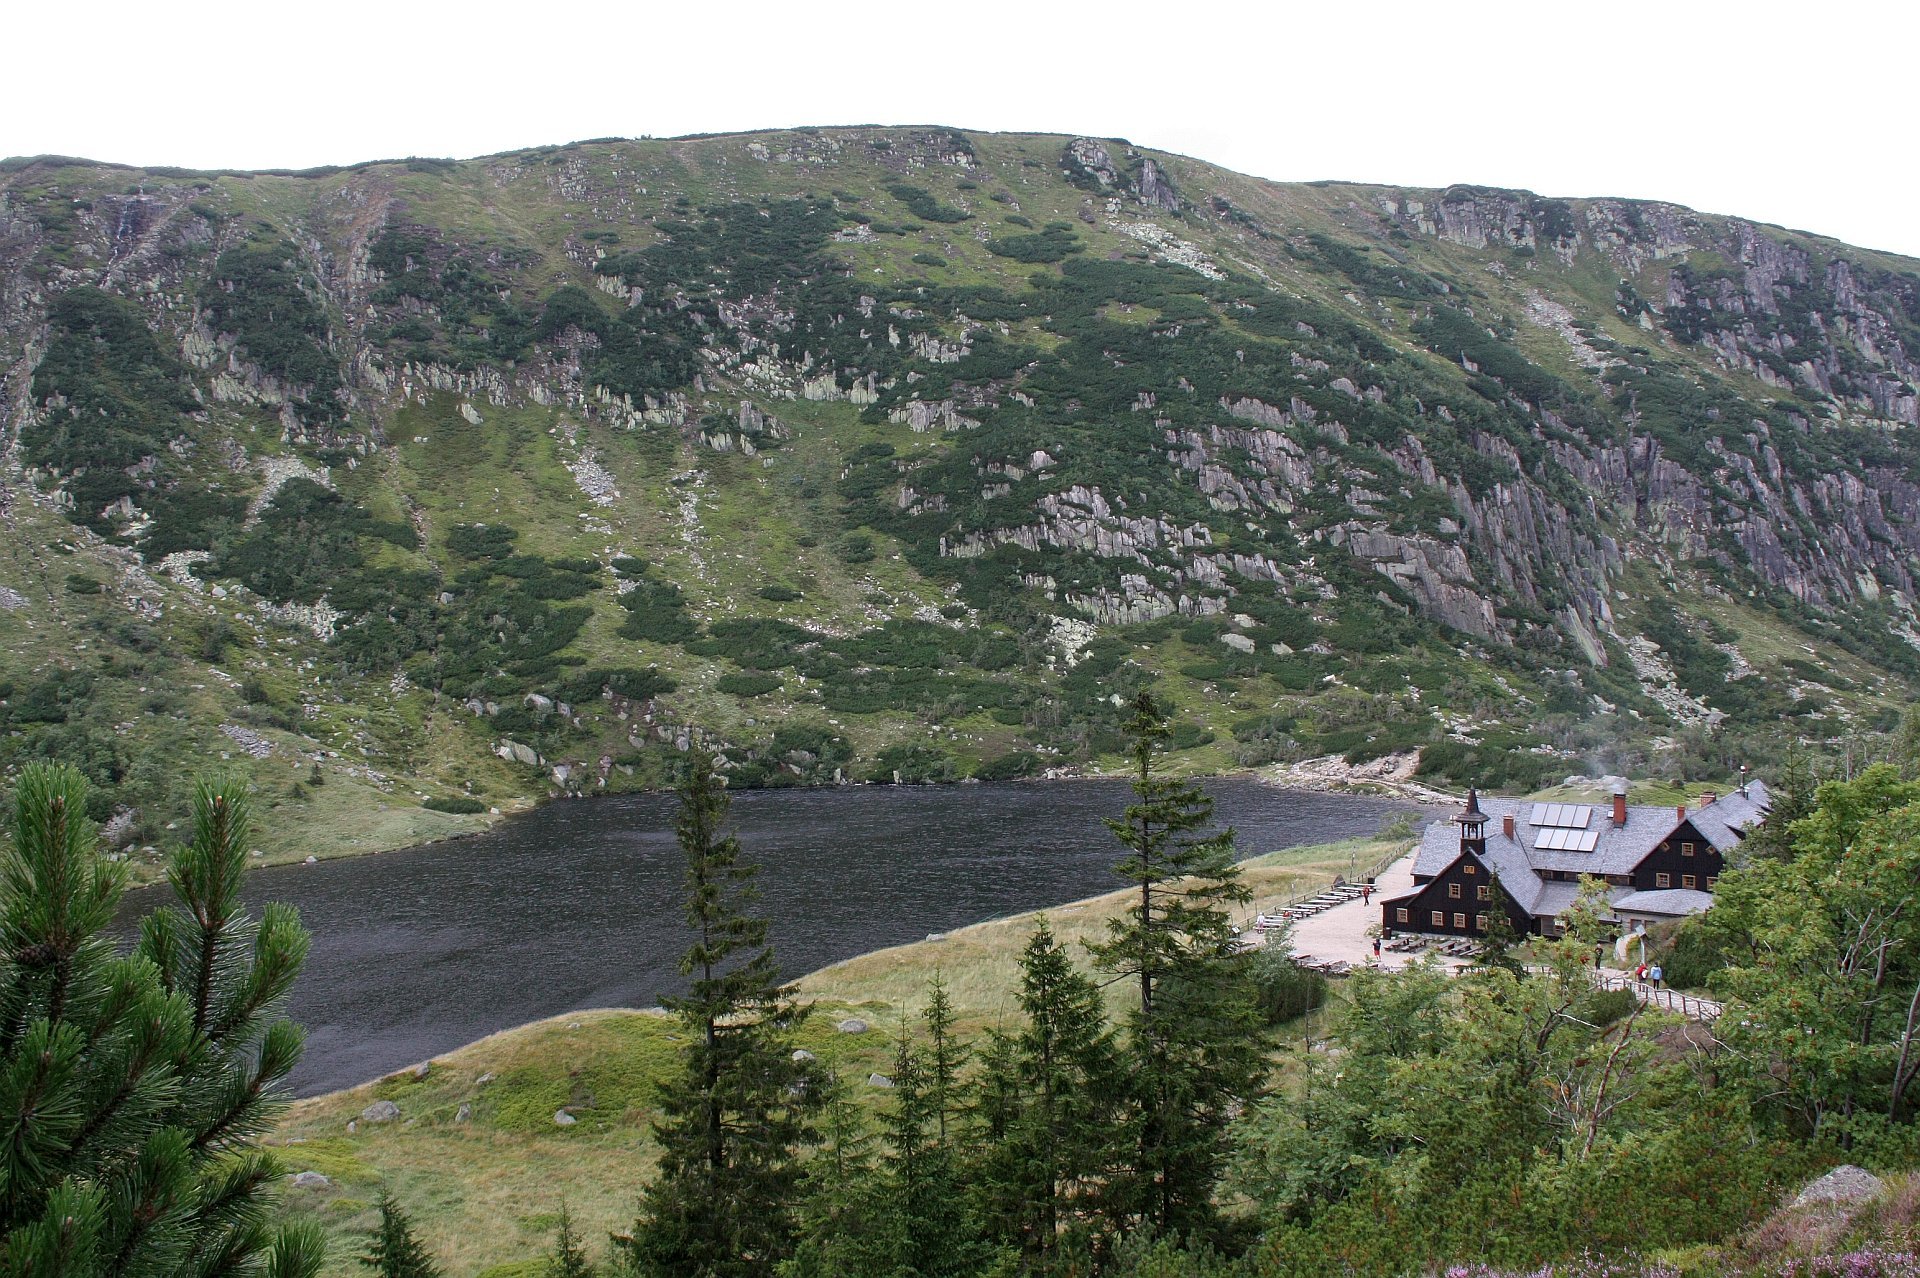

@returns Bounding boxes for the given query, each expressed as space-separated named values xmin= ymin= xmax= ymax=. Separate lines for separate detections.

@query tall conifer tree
xmin=776 ymin=1068 xmax=879 ymax=1278
xmin=866 ymin=1015 xmax=995 ymax=1278
xmin=1088 ymin=692 xmax=1266 ymax=1240
xmin=620 ymin=751 xmax=816 ymax=1277
xmin=975 ymin=919 xmax=1122 ymax=1269
xmin=0 ymin=762 xmax=323 ymax=1277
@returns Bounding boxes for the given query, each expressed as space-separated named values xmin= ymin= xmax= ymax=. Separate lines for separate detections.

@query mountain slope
xmin=2 ymin=127 xmax=1915 ymax=858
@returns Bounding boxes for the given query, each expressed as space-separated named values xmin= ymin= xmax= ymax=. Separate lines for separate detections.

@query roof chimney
xmin=1676 ymin=804 xmax=1687 ymax=822
xmin=1502 ymin=813 xmax=1515 ymax=839
xmin=1701 ymin=791 xmax=1716 ymax=806
xmin=1612 ymin=789 xmax=1628 ymax=827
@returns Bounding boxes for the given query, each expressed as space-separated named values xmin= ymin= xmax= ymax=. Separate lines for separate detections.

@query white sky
xmin=8 ymin=0 xmax=1916 ymax=257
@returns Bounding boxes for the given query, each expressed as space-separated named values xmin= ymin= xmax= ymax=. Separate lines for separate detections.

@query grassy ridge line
xmin=266 ymin=834 xmax=1403 ymax=1276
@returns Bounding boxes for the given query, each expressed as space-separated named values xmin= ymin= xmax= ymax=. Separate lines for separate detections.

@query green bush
xmin=886 ymin=184 xmax=971 ymax=224
xmin=448 ymin=523 xmax=520 ymax=560
xmin=1576 ymin=987 xmax=1638 ymax=1027
xmin=973 ymin=751 xmax=1040 ymax=781
xmin=423 ymin=795 xmax=486 ymax=814
xmin=717 ymin=671 xmax=782 ymax=698
xmin=1246 ymin=948 xmax=1329 ymax=1025
xmin=758 ymin=584 xmax=802 ymax=602
xmin=985 ymin=225 xmax=1083 ymax=264
xmin=866 ymin=744 xmax=959 ymax=784
xmin=618 ymin=578 xmax=699 ymax=645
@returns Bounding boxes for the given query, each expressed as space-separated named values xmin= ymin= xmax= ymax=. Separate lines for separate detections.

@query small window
xmin=1462 ymin=864 xmax=1477 ymax=875
xmin=1396 ymin=907 xmax=1409 ymax=924
xmin=1431 ymin=911 xmax=1444 ymax=927
xmin=1452 ymin=912 xmax=1467 ymax=929
xmin=1476 ymin=884 xmax=1491 ymax=902
xmin=1682 ymin=874 xmax=1697 ymax=889
xmin=1448 ymin=883 xmax=1461 ymax=899
xmin=1706 ymin=876 xmax=1717 ymax=889
xmin=1655 ymin=872 xmax=1671 ymax=888
xmin=1475 ymin=914 xmax=1489 ymax=932
xmin=1682 ymin=842 xmax=1696 ymax=857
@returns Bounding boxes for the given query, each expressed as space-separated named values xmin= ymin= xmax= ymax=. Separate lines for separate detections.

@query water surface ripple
xmin=122 ymin=779 xmax=1422 ymax=1095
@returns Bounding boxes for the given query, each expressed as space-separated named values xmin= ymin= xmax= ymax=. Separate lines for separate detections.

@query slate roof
xmin=1613 ymin=888 xmax=1715 ymax=917
xmin=1688 ymin=782 xmax=1771 ymax=851
xmin=1403 ymin=783 xmax=1770 ymax=920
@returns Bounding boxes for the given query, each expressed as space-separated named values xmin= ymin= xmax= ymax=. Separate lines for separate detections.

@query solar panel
xmin=1530 ymin=804 xmax=1594 ymax=830
xmin=1535 ymin=827 xmax=1601 ymax=852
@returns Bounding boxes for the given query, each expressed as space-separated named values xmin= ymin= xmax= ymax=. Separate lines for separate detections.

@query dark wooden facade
xmin=1381 ymin=847 xmax=1534 ymax=938
xmin=1626 ymin=817 xmax=1724 ymax=893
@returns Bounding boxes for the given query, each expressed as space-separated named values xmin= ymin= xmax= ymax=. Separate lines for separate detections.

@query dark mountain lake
xmin=118 ymin=778 xmax=1424 ymax=1096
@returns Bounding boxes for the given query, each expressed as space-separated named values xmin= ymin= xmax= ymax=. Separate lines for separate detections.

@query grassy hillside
xmin=264 ymin=835 xmax=1396 ymax=1276
xmin=3 ymin=127 xmax=1917 ymax=866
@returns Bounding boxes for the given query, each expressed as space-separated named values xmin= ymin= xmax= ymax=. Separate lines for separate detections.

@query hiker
xmin=1361 ymin=884 xmax=1372 ymax=905
xmin=1372 ymin=936 xmax=1382 ymax=959
xmin=1650 ymin=964 xmax=1664 ymax=990
xmin=1593 ymin=944 xmax=1603 ymax=971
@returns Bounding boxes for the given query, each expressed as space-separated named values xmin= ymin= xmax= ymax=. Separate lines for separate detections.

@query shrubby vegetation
xmin=207 ymin=237 xmax=343 ymax=423
xmin=24 ymin=287 xmax=207 ymax=533
xmin=887 ymin=183 xmax=971 ymax=224
xmin=985 ymin=223 xmax=1084 ymax=264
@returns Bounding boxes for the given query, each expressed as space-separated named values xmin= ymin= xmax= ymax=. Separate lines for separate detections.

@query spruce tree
xmin=921 ymin=970 xmax=968 ymax=1146
xmin=777 ymin=1069 xmax=879 ymax=1278
xmin=1088 ymin=692 xmax=1266 ymax=1240
xmin=975 ymin=919 xmax=1122 ymax=1270
xmin=1473 ymin=877 xmax=1526 ymax=973
xmin=360 ymin=1194 xmax=442 ymax=1278
xmin=619 ymin=751 xmax=817 ymax=1277
xmin=0 ymin=762 xmax=323 ymax=1277
xmin=545 ymin=1204 xmax=597 ymax=1278
xmin=867 ymin=1019 xmax=994 ymax=1278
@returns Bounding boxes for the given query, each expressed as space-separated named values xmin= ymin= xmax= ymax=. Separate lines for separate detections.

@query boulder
xmin=290 ymin=1171 xmax=330 ymax=1190
xmin=359 ymin=1100 xmax=400 ymax=1124
xmin=455 ymin=1103 xmax=472 ymax=1123
xmin=791 ymin=1049 xmax=816 ymax=1063
xmin=837 ymin=1018 xmax=870 ymax=1034
xmin=412 ymin=1062 xmax=431 ymax=1080
xmin=1793 ymin=1165 xmax=1885 ymax=1208
xmin=868 ymin=1073 xmax=894 ymax=1089
xmin=554 ymin=1109 xmax=577 ymax=1127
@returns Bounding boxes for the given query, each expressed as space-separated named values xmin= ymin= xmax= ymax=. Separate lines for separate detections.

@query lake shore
xmin=211 ymin=755 xmax=1455 ymax=881
xmin=265 ymin=833 xmax=1403 ymax=1277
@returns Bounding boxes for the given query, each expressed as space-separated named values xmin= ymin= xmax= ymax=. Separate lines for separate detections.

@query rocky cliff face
xmin=0 ymin=129 xmax=1914 ymax=836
